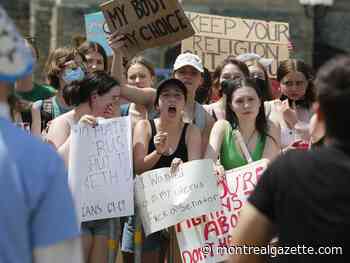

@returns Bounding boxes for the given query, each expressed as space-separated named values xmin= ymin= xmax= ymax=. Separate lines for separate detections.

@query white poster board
xmin=176 ymin=159 xmax=269 ymax=262
xmin=69 ymin=116 xmax=133 ymax=222
xmin=135 ymin=159 xmax=221 ymax=236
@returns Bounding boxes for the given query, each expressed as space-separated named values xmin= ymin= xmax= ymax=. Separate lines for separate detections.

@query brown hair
xmin=44 ymin=47 xmax=77 ymax=90
xmin=212 ymin=55 xmax=250 ymax=96
xmin=125 ymin=56 xmax=156 ymax=77
xmin=277 ymin=59 xmax=316 ymax=109
xmin=247 ymin=59 xmax=273 ymax=101
xmin=78 ymin=41 xmax=108 ymax=71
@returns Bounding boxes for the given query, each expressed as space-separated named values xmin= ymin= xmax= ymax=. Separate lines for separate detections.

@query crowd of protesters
xmin=1 ymin=3 xmax=350 ymax=263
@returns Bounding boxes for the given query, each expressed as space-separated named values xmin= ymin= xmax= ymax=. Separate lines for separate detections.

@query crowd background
xmin=1 ymin=1 xmax=349 ymax=263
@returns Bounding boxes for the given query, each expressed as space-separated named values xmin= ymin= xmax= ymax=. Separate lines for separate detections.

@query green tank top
xmin=220 ymin=125 xmax=266 ymax=170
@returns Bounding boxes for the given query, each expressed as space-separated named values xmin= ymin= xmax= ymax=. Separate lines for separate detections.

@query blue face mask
xmin=62 ymin=67 xmax=85 ymax=84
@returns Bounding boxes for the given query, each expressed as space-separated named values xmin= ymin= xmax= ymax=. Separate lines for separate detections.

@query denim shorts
xmin=121 ymin=216 xmax=168 ymax=253
xmin=81 ymin=219 xmax=110 ymax=236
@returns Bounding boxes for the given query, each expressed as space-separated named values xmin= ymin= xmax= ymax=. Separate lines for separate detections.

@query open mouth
xmin=168 ymin=106 xmax=177 ymax=114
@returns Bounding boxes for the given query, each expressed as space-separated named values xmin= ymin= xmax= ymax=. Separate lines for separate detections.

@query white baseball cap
xmin=173 ymin=53 xmax=204 ymax=73
xmin=236 ymin=53 xmax=273 ymax=69
xmin=0 ymin=5 xmax=33 ymax=83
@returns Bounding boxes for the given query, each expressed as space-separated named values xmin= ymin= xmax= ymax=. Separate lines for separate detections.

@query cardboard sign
xmin=84 ymin=11 xmax=113 ymax=56
xmin=135 ymin=159 xmax=221 ymax=236
xmin=69 ymin=117 xmax=134 ymax=222
xmin=100 ymin=0 xmax=195 ymax=59
xmin=182 ymin=12 xmax=290 ymax=77
xmin=176 ymin=159 xmax=269 ymax=263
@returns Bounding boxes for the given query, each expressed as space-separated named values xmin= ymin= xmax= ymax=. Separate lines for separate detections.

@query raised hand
xmin=153 ymin=131 xmax=169 ymax=155
xmin=107 ymin=31 xmax=126 ymax=54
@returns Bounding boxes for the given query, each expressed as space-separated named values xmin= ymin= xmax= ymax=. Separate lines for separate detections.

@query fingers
xmin=214 ymin=162 xmax=225 ymax=182
xmin=170 ymin=158 xmax=183 ymax=175
xmin=107 ymin=31 xmax=127 ymax=50
xmin=153 ymin=132 xmax=168 ymax=145
xmin=79 ymin=115 xmax=98 ymax=127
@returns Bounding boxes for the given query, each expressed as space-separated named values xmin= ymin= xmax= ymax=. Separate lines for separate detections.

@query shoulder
xmin=49 ymin=111 xmax=74 ymax=133
xmin=267 ymin=119 xmax=280 ymax=136
xmin=213 ymin=119 xmax=230 ymax=131
xmin=52 ymin=111 xmax=73 ymax=125
xmin=36 ymin=83 xmax=57 ymax=93
xmin=32 ymin=99 xmax=43 ymax=110
xmin=134 ymin=119 xmax=151 ymax=136
xmin=203 ymin=102 xmax=215 ymax=114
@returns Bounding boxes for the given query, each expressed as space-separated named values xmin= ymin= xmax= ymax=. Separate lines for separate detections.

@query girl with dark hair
xmin=205 ymin=78 xmax=280 ymax=170
xmin=126 ymin=78 xmax=201 ymax=262
xmin=204 ymin=56 xmax=250 ymax=121
xmin=46 ymin=71 xmax=121 ymax=263
xmin=266 ymin=59 xmax=316 ymax=150
xmin=78 ymin=41 xmax=108 ymax=73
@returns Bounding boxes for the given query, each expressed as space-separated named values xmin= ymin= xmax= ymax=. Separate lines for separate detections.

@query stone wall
xmin=2 ymin=0 xmax=350 ymax=78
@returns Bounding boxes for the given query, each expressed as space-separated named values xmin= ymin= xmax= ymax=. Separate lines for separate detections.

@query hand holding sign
xmin=79 ymin=114 xmax=99 ymax=127
xmin=100 ymin=0 xmax=194 ymax=59
xmin=107 ymin=30 xmax=127 ymax=54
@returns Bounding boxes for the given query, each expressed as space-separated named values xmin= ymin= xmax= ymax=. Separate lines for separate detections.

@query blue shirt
xmin=0 ymin=118 xmax=80 ymax=263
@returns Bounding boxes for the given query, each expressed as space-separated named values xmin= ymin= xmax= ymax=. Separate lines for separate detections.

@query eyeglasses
xmin=281 ymin=80 xmax=306 ymax=87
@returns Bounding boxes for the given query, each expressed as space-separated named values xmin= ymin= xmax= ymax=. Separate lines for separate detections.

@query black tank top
xmin=148 ymin=119 xmax=189 ymax=169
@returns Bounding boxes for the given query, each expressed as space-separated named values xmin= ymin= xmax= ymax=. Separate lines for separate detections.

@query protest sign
xmin=84 ymin=11 xmax=113 ymax=56
xmin=69 ymin=116 xmax=133 ymax=222
xmin=135 ymin=159 xmax=221 ymax=236
xmin=100 ymin=0 xmax=194 ymax=59
xmin=176 ymin=159 xmax=269 ymax=263
xmin=182 ymin=12 xmax=290 ymax=77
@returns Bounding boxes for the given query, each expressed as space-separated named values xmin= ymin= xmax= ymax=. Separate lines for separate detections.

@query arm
xmin=120 ymin=84 xmax=156 ymax=109
xmin=133 ymin=120 xmax=162 ymax=174
xmin=201 ymin=112 xmax=215 ymax=157
xmin=30 ymin=106 xmax=42 ymax=137
xmin=186 ymin=124 xmax=202 ymax=161
xmin=263 ymin=120 xmax=282 ymax=162
xmin=204 ymin=120 xmax=228 ymax=162
xmin=33 ymin=238 xmax=83 ymax=263
xmin=107 ymin=31 xmax=156 ymax=108
xmin=229 ymin=202 xmax=275 ymax=263
xmin=46 ymin=116 xmax=71 ymax=150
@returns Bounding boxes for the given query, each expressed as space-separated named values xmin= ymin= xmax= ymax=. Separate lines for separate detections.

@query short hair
xmin=315 ymin=55 xmax=350 ymax=143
